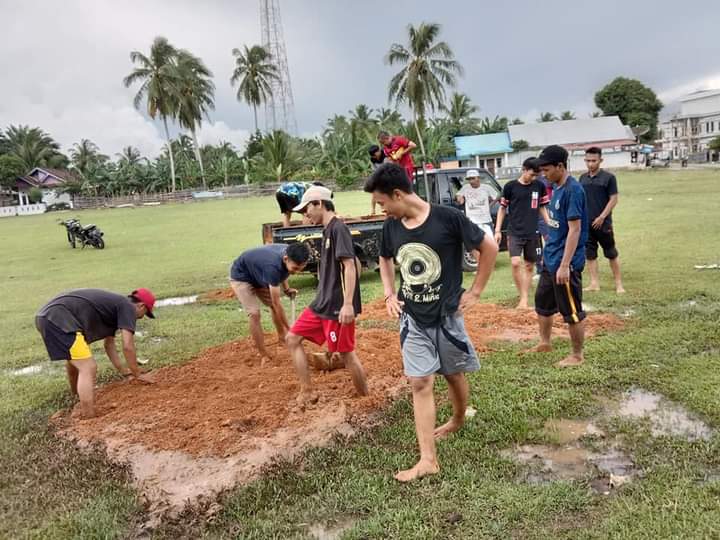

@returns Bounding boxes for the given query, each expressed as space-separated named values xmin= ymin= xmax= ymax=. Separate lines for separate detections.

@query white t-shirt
xmin=458 ymin=183 xmax=492 ymax=224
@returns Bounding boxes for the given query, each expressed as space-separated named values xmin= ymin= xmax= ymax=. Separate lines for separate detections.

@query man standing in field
xmin=526 ymin=145 xmax=589 ymax=367
xmin=230 ymin=243 xmax=311 ymax=364
xmin=285 ymin=185 xmax=369 ymax=405
xmin=455 ymin=169 xmax=495 ymax=236
xmin=366 ymin=163 xmax=498 ymax=482
xmin=580 ymin=147 xmax=626 ymax=293
xmin=35 ymin=288 xmax=156 ymax=418
xmin=494 ymin=158 xmax=550 ymax=308
xmin=378 ymin=131 xmax=417 ymax=184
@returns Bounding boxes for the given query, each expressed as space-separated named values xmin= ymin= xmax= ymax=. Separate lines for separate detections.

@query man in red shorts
xmin=378 ymin=130 xmax=417 ymax=184
xmin=285 ymin=185 xmax=369 ymax=404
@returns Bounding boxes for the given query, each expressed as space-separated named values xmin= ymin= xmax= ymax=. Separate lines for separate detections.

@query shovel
xmin=290 ymin=295 xmax=297 ymax=324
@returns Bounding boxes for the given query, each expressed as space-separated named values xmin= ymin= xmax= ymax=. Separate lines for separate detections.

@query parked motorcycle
xmin=59 ymin=219 xmax=105 ymax=249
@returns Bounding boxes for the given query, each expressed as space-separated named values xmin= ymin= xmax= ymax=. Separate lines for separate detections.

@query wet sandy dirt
xmin=53 ymin=298 xmax=623 ymax=512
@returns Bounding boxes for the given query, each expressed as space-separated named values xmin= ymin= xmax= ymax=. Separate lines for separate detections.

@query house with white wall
xmin=657 ymin=89 xmax=720 ymax=161
xmin=15 ymin=167 xmax=76 ymax=206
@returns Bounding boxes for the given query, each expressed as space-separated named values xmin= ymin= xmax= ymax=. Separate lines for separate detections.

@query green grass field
xmin=1 ymin=169 xmax=719 ymax=539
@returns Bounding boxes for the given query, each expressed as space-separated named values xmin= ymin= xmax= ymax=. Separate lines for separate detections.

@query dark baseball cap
xmin=537 ymin=145 xmax=569 ymax=166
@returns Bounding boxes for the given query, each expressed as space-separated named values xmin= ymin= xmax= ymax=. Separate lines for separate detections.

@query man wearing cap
xmin=526 ymin=145 xmax=589 ymax=367
xmin=35 ymin=288 xmax=156 ymax=418
xmin=229 ymin=242 xmax=311 ymax=364
xmin=494 ymin=158 xmax=550 ymax=309
xmin=455 ymin=169 xmax=495 ymax=237
xmin=285 ymin=185 xmax=369 ymax=404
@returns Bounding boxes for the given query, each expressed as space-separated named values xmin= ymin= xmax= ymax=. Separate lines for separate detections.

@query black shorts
xmin=275 ymin=191 xmax=299 ymax=214
xmin=586 ymin=223 xmax=618 ymax=260
xmin=508 ymin=235 xmax=540 ymax=263
xmin=35 ymin=317 xmax=92 ymax=361
xmin=534 ymin=269 xmax=586 ymax=324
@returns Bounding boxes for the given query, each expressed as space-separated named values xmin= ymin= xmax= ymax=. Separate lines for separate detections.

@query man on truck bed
xmin=276 ymin=181 xmax=328 ymax=227
xmin=229 ymin=243 xmax=311 ymax=365
xmin=378 ymin=131 xmax=416 ymax=185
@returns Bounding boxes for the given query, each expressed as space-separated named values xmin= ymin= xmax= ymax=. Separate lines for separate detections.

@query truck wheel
xmin=462 ymin=250 xmax=477 ymax=272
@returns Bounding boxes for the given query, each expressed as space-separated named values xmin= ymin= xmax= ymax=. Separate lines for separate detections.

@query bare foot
xmin=296 ymin=390 xmax=319 ymax=406
xmin=434 ymin=418 xmax=464 ymax=439
xmin=615 ymin=286 xmax=626 ymax=294
xmin=516 ymin=302 xmax=530 ymax=309
xmin=555 ymin=354 xmax=584 ymax=367
xmin=394 ymin=459 xmax=440 ymax=482
xmin=260 ymin=355 xmax=272 ymax=367
xmin=583 ymin=285 xmax=600 ymax=292
xmin=520 ymin=343 xmax=553 ymax=355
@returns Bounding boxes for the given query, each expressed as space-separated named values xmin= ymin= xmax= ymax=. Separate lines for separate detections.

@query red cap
xmin=131 ymin=288 xmax=156 ymax=318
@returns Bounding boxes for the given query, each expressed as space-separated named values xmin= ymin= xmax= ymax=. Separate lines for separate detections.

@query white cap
xmin=465 ymin=169 xmax=481 ymax=179
xmin=292 ymin=185 xmax=334 ymax=212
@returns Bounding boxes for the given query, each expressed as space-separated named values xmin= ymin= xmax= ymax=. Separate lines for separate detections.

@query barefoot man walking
xmin=527 ymin=145 xmax=589 ymax=367
xmin=285 ymin=185 xmax=369 ymax=404
xmin=367 ymin=163 xmax=498 ymax=482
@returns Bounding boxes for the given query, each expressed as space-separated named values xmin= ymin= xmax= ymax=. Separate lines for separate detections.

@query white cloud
xmin=197 ymin=121 xmax=251 ymax=152
xmin=657 ymin=72 xmax=720 ymax=103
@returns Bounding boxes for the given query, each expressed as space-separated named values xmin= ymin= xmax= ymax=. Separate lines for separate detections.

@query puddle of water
xmin=155 ymin=295 xmax=198 ymax=307
xmin=543 ymin=419 xmax=604 ymax=445
xmin=615 ymin=388 xmax=712 ymax=441
xmin=9 ymin=364 xmax=44 ymax=376
xmin=308 ymin=517 xmax=356 ymax=540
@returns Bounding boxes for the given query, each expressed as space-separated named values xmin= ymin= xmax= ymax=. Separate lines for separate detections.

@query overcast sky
xmin=2 ymin=0 xmax=719 ymax=157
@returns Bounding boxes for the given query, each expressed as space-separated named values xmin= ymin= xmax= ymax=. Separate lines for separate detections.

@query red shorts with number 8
xmin=290 ymin=308 xmax=355 ymax=353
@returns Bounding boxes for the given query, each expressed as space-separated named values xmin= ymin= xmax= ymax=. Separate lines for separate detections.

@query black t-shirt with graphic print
xmin=309 ymin=216 xmax=362 ymax=320
xmin=500 ymin=179 xmax=549 ymax=238
xmin=380 ymin=205 xmax=485 ymax=327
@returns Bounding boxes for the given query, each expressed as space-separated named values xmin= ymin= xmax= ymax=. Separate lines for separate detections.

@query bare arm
xmin=379 ymin=256 xmax=403 ymax=318
xmin=104 ymin=336 xmax=128 ymax=375
xmin=494 ymin=206 xmax=506 ymax=243
xmin=556 ymin=219 xmax=581 ymax=284
xmin=460 ymin=233 xmax=499 ymax=310
xmin=540 ymin=206 xmax=550 ymax=224
xmin=269 ymin=285 xmax=290 ymax=333
xmin=592 ymin=194 xmax=619 ymax=228
xmin=121 ymin=329 xmax=142 ymax=377
xmin=338 ymin=257 xmax=358 ymax=324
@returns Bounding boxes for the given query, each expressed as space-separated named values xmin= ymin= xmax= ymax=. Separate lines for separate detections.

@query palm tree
xmin=479 ymin=115 xmax=508 ymax=134
xmin=230 ymin=45 xmax=279 ymax=132
xmin=1 ymin=125 xmax=67 ymax=170
xmin=70 ymin=139 xmax=108 ymax=176
xmin=175 ymin=50 xmax=215 ymax=189
xmin=123 ymin=36 xmax=180 ymax=191
xmin=442 ymin=92 xmax=480 ymax=135
xmin=375 ymin=108 xmax=404 ymax=132
xmin=386 ymin=22 xmax=463 ymax=159
xmin=560 ymin=110 xmax=576 ymax=120
xmin=537 ymin=112 xmax=557 ymax=123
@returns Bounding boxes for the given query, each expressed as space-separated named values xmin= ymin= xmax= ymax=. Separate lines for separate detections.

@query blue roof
xmin=454 ymin=132 xmax=513 ymax=158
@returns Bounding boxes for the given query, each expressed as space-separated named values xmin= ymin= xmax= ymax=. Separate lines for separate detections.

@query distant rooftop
xmin=508 ymin=116 xmax=635 ymax=148
xmin=453 ymin=132 xmax=513 ymax=159
xmin=679 ymin=89 xmax=720 ymax=102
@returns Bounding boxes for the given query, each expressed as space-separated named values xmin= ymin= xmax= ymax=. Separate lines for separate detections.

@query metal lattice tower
xmin=259 ymin=0 xmax=297 ymax=134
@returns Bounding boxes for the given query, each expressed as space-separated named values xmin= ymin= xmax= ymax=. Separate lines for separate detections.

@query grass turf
xmin=0 ymin=169 xmax=719 ymax=539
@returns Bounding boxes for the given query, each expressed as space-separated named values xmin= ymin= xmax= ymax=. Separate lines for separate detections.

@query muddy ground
xmin=53 ymin=296 xmax=622 ymax=513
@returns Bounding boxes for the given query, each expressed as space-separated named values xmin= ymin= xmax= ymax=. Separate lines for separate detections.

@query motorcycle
xmin=59 ymin=219 xmax=105 ymax=249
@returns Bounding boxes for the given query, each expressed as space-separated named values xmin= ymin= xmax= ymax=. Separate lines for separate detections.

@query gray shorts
xmin=400 ymin=312 xmax=480 ymax=377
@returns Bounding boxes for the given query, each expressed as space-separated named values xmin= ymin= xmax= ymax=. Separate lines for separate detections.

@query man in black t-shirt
xmin=494 ymin=158 xmax=550 ymax=308
xmin=285 ymin=185 xmax=368 ymax=405
xmin=35 ymin=288 xmax=156 ymax=418
xmin=580 ymin=147 xmax=625 ymax=293
xmin=366 ymin=163 xmax=498 ymax=482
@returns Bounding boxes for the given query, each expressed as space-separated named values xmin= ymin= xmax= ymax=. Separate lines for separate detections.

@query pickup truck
xmin=261 ymin=167 xmax=508 ymax=273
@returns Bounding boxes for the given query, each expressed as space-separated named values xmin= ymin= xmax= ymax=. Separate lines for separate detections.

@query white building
xmin=657 ymin=89 xmax=720 ymax=161
xmin=451 ymin=116 xmax=636 ymax=177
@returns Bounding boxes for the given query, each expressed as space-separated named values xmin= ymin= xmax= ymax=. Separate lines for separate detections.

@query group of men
xmin=34 ymin=138 xmax=625 ymax=482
